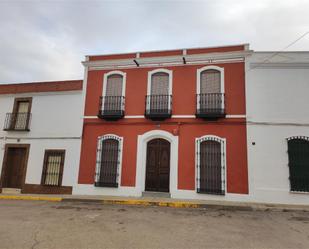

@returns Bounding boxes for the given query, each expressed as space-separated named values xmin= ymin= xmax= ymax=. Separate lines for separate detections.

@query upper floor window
xmin=196 ymin=135 xmax=226 ymax=195
xmin=287 ymin=136 xmax=309 ymax=192
xmin=145 ymin=69 xmax=172 ymax=120
xmin=196 ymin=66 xmax=225 ymax=118
xmin=98 ymin=71 xmax=126 ymax=120
xmin=3 ymin=97 xmax=32 ymax=131
xmin=95 ymin=134 xmax=123 ymax=187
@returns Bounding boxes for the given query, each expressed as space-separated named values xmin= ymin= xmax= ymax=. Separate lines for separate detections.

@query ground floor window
xmin=41 ymin=150 xmax=65 ymax=186
xmin=287 ymin=136 xmax=309 ymax=192
xmin=95 ymin=134 xmax=123 ymax=187
xmin=196 ymin=135 xmax=226 ymax=195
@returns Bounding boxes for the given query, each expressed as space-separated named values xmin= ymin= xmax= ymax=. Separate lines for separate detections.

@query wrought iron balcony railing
xmin=145 ymin=95 xmax=172 ymax=120
xmin=196 ymin=93 xmax=225 ymax=118
xmin=98 ymin=96 xmax=125 ymax=120
xmin=3 ymin=112 xmax=31 ymax=131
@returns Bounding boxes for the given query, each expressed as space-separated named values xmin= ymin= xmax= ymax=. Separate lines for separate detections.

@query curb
xmin=63 ymin=198 xmax=200 ymax=208
xmin=0 ymin=195 xmax=62 ymax=202
xmin=1 ymin=195 xmax=308 ymax=212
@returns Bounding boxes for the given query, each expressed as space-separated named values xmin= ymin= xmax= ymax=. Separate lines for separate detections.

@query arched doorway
xmin=145 ymin=138 xmax=170 ymax=192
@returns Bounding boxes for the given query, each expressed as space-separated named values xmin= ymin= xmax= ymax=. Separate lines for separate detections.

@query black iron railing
xmin=196 ymin=93 xmax=225 ymax=118
xmin=98 ymin=96 xmax=125 ymax=120
xmin=145 ymin=95 xmax=172 ymax=119
xmin=3 ymin=112 xmax=31 ymax=131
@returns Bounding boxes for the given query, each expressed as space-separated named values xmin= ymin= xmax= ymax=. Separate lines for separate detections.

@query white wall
xmin=0 ymin=90 xmax=83 ymax=188
xmin=246 ymin=52 xmax=309 ymax=205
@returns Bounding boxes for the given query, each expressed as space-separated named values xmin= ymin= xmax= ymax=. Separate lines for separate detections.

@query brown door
xmin=2 ymin=147 xmax=27 ymax=188
xmin=145 ymin=138 xmax=170 ymax=192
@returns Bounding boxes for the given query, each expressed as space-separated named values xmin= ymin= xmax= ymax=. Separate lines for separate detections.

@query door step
xmin=142 ymin=191 xmax=171 ymax=198
xmin=2 ymin=188 xmax=21 ymax=194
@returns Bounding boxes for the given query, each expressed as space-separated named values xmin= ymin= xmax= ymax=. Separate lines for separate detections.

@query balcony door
xmin=149 ymin=72 xmax=170 ymax=113
xmin=145 ymin=138 xmax=170 ymax=192
xmin=103 ymin=74 xmax=123 ymax=114
xmin=11 ymin=98 xmax=32 ymax=130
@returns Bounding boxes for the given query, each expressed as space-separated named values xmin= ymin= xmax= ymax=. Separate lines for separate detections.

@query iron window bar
xmin=196 ymin=93 xmax=225 ymax=118
xmin=196 ymin=136 xmax=226 ymax=195
xmin=3 ymin=112 xmax=31 ymax=131
xmin=95 ymin=135 xmax=122 ymax=188
xmin=98 ymin=96 xmax=125 ymax=120
xmin=41 ymin=150 xmax=65 ymax=187
xmin=145 ymin=94 xmax=172 ymax=120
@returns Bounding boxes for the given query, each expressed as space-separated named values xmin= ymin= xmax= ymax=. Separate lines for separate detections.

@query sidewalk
xmin=1 ymin=193 xmax=309 ymax=212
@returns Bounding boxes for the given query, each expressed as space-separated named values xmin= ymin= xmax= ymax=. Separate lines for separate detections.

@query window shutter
xmin=200 ymin=70 xmax=221 ymax=94
xmin=151 ymin=72 xmax=169 ymax=95
xmin=106 ymin=74 xmax=123 ymax=96
xmin=287 ymin=137 xmax=309 ymax=192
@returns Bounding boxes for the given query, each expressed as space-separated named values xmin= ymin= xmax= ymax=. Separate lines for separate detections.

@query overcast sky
xmin=0 ymin=0 xmax=308 ymax=84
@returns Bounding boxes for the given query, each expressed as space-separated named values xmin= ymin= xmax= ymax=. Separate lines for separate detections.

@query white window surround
xmin=196 ymin=65 xmax=225 ymax=110
xmin=135 ymin=130 xmax=178 ymax=196
xmin=95 ymin=134 xmax=124 ymax=187
xmin=147 ymin=69 xmax=173 ymax=110
xmin=195 ymin=135 xmax=227 ymax=194
xmin=147 ymin=68 xmax=173 ymax=96
xmin=102 ymin=70 xmax=126 ymax=97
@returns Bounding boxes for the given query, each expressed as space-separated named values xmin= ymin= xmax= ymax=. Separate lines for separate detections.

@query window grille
xmin=287 ymin=136 xmax=309 ymax=192
xmin=95 ymin=135 xmax=122 ymax=187
xmin=41 ymin=150 xmax=65 ymax=186
xmin=196 ymin=136 xmax=225 ymax=195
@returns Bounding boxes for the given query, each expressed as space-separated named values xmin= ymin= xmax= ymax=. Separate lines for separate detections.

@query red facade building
xmin=76 ymin=44 xmax=249 ymax=200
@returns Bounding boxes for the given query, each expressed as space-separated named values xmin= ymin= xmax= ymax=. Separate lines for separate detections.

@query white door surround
xmin=135 ymin=130 xmax=179 ymax=196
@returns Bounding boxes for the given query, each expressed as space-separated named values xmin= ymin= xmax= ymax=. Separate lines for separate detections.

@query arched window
xmin=196 ymin=66 xmax=225 ymax=117
xmin=95 ymin=135 xmax=123 ymax=187
xmin=146 ymin=69 xmax=172 ymax=118
xmin=105 ymin=74 xmax=123 ymax=97
xmin=200 ymin=69 xmax=221 ymax=94
xmin=100 ymin=71 xmax=126 ymax=119
xmin=287 ymin=136 xmax=309 ymax=192
xmin=151 ymin=72 xmax=169 ymax=95
xmin=196 ymin=135 xmax=226 ymax=195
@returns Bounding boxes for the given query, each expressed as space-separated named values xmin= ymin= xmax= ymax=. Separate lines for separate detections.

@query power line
xmin=246 ymin=31 xmax=309 ymax=72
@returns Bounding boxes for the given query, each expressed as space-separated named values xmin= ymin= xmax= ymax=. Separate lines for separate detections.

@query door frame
xmin=136 ymin=130 xmax=178 ymax=195
xmin=0 ymin=144 xmax=30 ymax=189
xmin=145 ymin=138 xmax=171 ymax=192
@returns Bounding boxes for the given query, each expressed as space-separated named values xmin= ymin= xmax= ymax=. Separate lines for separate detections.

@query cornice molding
xmin=82 ymin=50 xmax=252 ymax=70
xmin=250 ymin=62 xmax=309 ymax=69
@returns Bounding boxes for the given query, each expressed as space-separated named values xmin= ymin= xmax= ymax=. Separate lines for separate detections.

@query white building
xmin=246 ymin=52 xmax=309 ymax=205
xmin=0 ymin=80 xmax=83 ymax=194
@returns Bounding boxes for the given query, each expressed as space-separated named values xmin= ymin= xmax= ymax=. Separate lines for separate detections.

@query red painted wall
xmin=79 ymin=47 xmax=248 ymax=194
xmin=79 ymin=119 xmax=248 ymax=194
xmin=84 ymin=62 xmax=246 ymax=117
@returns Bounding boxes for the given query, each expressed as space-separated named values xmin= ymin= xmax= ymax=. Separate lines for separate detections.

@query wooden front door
xmin=1 ymin=147 xmax=28 ymax=188
xmin=145 ymin=138 xmax=170 ymax=192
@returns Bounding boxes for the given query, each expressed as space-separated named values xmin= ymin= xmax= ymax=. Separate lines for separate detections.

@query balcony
xmin=145 ymin=95 xmax=172 ymax=120
xmin=196 ymin=93 xmax=225 ymax=118
xmin=3 ymin=113 xmax=31 ymax=131
xmin=98 ymin=96 xmax=125 ymax=120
